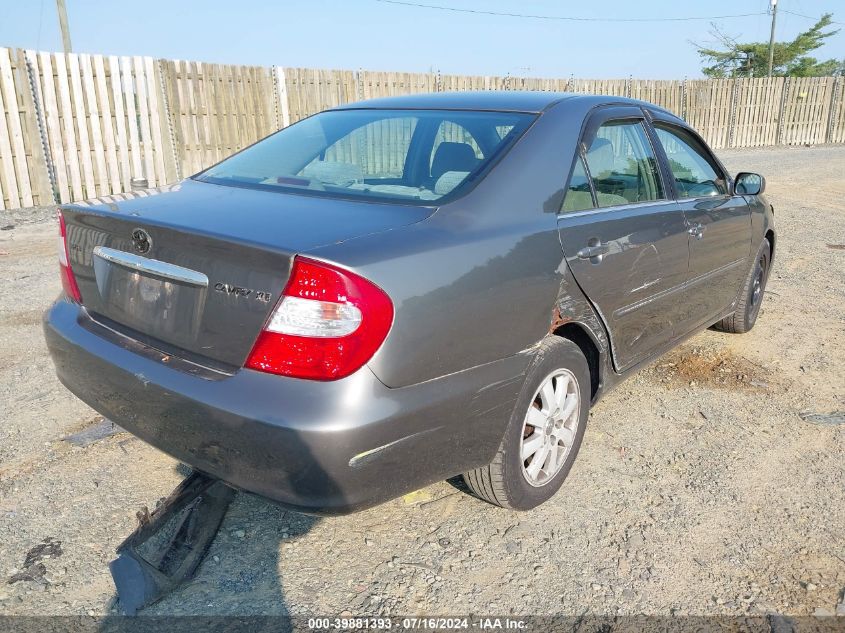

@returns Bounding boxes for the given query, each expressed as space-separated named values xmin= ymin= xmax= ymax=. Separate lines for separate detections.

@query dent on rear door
xmin=558 ymin=203 xmax=690 ymax=371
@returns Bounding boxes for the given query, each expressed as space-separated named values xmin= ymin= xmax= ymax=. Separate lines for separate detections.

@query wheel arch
xmin=765 ymin=229 xmax=775 ymax=261
xmin=551 ymin=322 xmax=602 ymax=402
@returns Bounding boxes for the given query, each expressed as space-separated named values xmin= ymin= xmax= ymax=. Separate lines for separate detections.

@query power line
xmin=374 ymin=0 xmax=768 ymax=23
xmin=36 ymin=0 xmax=45 ymax=50
xmin=780 ymin=9 xmax=844 ymax=25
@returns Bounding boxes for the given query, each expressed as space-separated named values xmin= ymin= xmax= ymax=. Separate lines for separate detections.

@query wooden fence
xmin=1 ymin=46 xmax=844 ymax=212
xmin=160 ymin=60 xmax=278 ymax=177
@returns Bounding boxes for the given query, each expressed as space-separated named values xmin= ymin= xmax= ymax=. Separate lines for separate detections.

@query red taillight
xmin=245 ymin=257 xmax=393 ymax=381
xmin=57 ymin=211 xmax=82 ymax=303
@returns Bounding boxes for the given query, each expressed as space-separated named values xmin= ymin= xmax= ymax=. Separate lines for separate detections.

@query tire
xmin=714 ymin=238 xmax=771 ymax=334
xmin=462 ymin=336 xmax=590 ymax=510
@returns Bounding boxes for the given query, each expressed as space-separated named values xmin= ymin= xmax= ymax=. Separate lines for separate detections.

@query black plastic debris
xmin=109 ymin=471 xmax=235 ymax=615
xmin=7 ymin=537 xmax=62 ymax=585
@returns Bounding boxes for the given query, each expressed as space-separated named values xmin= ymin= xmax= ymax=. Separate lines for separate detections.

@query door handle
xmin=687 ymin=223 xmax=705 ymax=239
xmin=576 ymin=242 xmax=609 ymax=260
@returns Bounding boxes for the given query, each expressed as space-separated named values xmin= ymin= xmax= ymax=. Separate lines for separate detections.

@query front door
xmin=649 ymin=120 xmax=752 ymax=332
xmin=557 ymin=107 xmax=691 ymax=372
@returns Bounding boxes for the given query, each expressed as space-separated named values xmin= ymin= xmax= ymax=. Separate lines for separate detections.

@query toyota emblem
xmin=131 ymin=228 xmax=152 ymax=254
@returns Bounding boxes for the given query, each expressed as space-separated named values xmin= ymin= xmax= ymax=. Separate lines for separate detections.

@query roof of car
xmin=331 ymin=91 xmax=663 ymax=114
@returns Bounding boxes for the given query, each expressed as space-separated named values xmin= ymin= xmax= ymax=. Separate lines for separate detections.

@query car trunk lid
xmin=62 ymin=180 xmax=433 ymax=369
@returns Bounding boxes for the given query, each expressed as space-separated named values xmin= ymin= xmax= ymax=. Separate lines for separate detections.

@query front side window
xmin=585 ymin=120 xmax=664 ymax=207
xmin=654 ymin=124 xmax=727 ymax=198
xmin=195 ymin=109 xmax=535 ymax=204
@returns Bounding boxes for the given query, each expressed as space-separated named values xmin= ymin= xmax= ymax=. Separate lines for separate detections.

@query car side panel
xmin=307 ymin=216 xmax=565 ymax=388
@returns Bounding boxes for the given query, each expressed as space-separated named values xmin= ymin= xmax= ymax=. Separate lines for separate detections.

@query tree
xmin=694 ymin=13 xmax=843 ymax=78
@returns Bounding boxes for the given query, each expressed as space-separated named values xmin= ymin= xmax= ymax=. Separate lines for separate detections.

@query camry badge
xmin=214 ymin=282 xmax=272 ymax=303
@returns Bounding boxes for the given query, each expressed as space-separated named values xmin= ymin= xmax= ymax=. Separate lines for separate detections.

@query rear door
xmin=648 ymin=116 xmax=752 ymax=332
xmin=557 ymin=106 xmax=691 ymax=371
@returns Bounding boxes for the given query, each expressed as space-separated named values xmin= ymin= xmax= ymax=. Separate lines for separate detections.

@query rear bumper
xmin=43 ymin=300 xmax=530 ymax=515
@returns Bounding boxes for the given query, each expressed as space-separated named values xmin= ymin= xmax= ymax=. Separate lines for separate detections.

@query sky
xmin=0 ymin=0 xmax=843 ymax=79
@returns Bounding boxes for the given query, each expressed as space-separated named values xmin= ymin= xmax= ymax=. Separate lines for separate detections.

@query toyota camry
xmin=44 ymin=92 xmax=774 ymax=514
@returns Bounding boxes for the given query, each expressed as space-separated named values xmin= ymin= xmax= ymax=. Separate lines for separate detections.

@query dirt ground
xmin=0 ymin=145 xmax=843 ymax=617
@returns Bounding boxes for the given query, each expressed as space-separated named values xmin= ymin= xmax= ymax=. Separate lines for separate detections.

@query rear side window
xmin=585 ymin=121 xmax=664 ymax=207
xmin=654 ymin=124 xmax=727 ymax=198
xmin=561 ymin=156 xmax=594 ymax=213
xmin=196 ymin=109 xmax=535 ymax=205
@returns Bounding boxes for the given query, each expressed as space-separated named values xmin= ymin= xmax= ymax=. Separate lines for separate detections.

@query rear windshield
xmin=194 ymin=109 xmax=535 ymax=204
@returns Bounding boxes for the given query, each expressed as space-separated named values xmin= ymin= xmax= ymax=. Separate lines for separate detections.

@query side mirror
xmin=734 ymin=172 xmax=765 ymax=196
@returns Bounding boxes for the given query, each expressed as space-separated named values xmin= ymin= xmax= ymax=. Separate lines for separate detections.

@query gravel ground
xmin=0 ymin=145 xmax=843 ymax=617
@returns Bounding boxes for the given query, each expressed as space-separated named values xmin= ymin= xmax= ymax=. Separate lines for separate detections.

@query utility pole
xmin=56 ymin=0 xmax=72 ymax=53
xmin=766 ymin=0 xmax=778 ymax=76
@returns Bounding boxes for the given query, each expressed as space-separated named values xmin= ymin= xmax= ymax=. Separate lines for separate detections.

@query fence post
xmin=625 ymin=75 xmax=631 ymax=98
xmin=681 ymin=77 xmax=687 ymax=120
xmin=776 ymin=77 xmax=790 ymax=145
xmin=271 ymin=66 xmax=280 ymax=128
xmin=727 ymin=78 xmax=740 ymax=148
xmin=356 ymin=68 xmax=364 ymax=101
xmin=23 ymin=51 xmax=57 ymax=204
xmin=156 ymin=59 xmax=182 ymax=181
xmin=274 ymin=66 xmax=290 ymax=128
xmin=826 ymin=75 xmax=840 ymax=144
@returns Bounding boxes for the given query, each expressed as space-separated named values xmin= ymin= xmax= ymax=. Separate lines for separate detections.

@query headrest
xmin=431 ymin=142 xmax=478 ymax=180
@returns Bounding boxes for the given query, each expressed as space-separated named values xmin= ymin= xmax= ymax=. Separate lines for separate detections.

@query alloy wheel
xmin=520 ymin=369 xmax=581 ymax=487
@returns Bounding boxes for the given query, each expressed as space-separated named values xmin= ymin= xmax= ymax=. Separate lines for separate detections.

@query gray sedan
xmin=44 ymin=91 xmax=774 ymax=514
